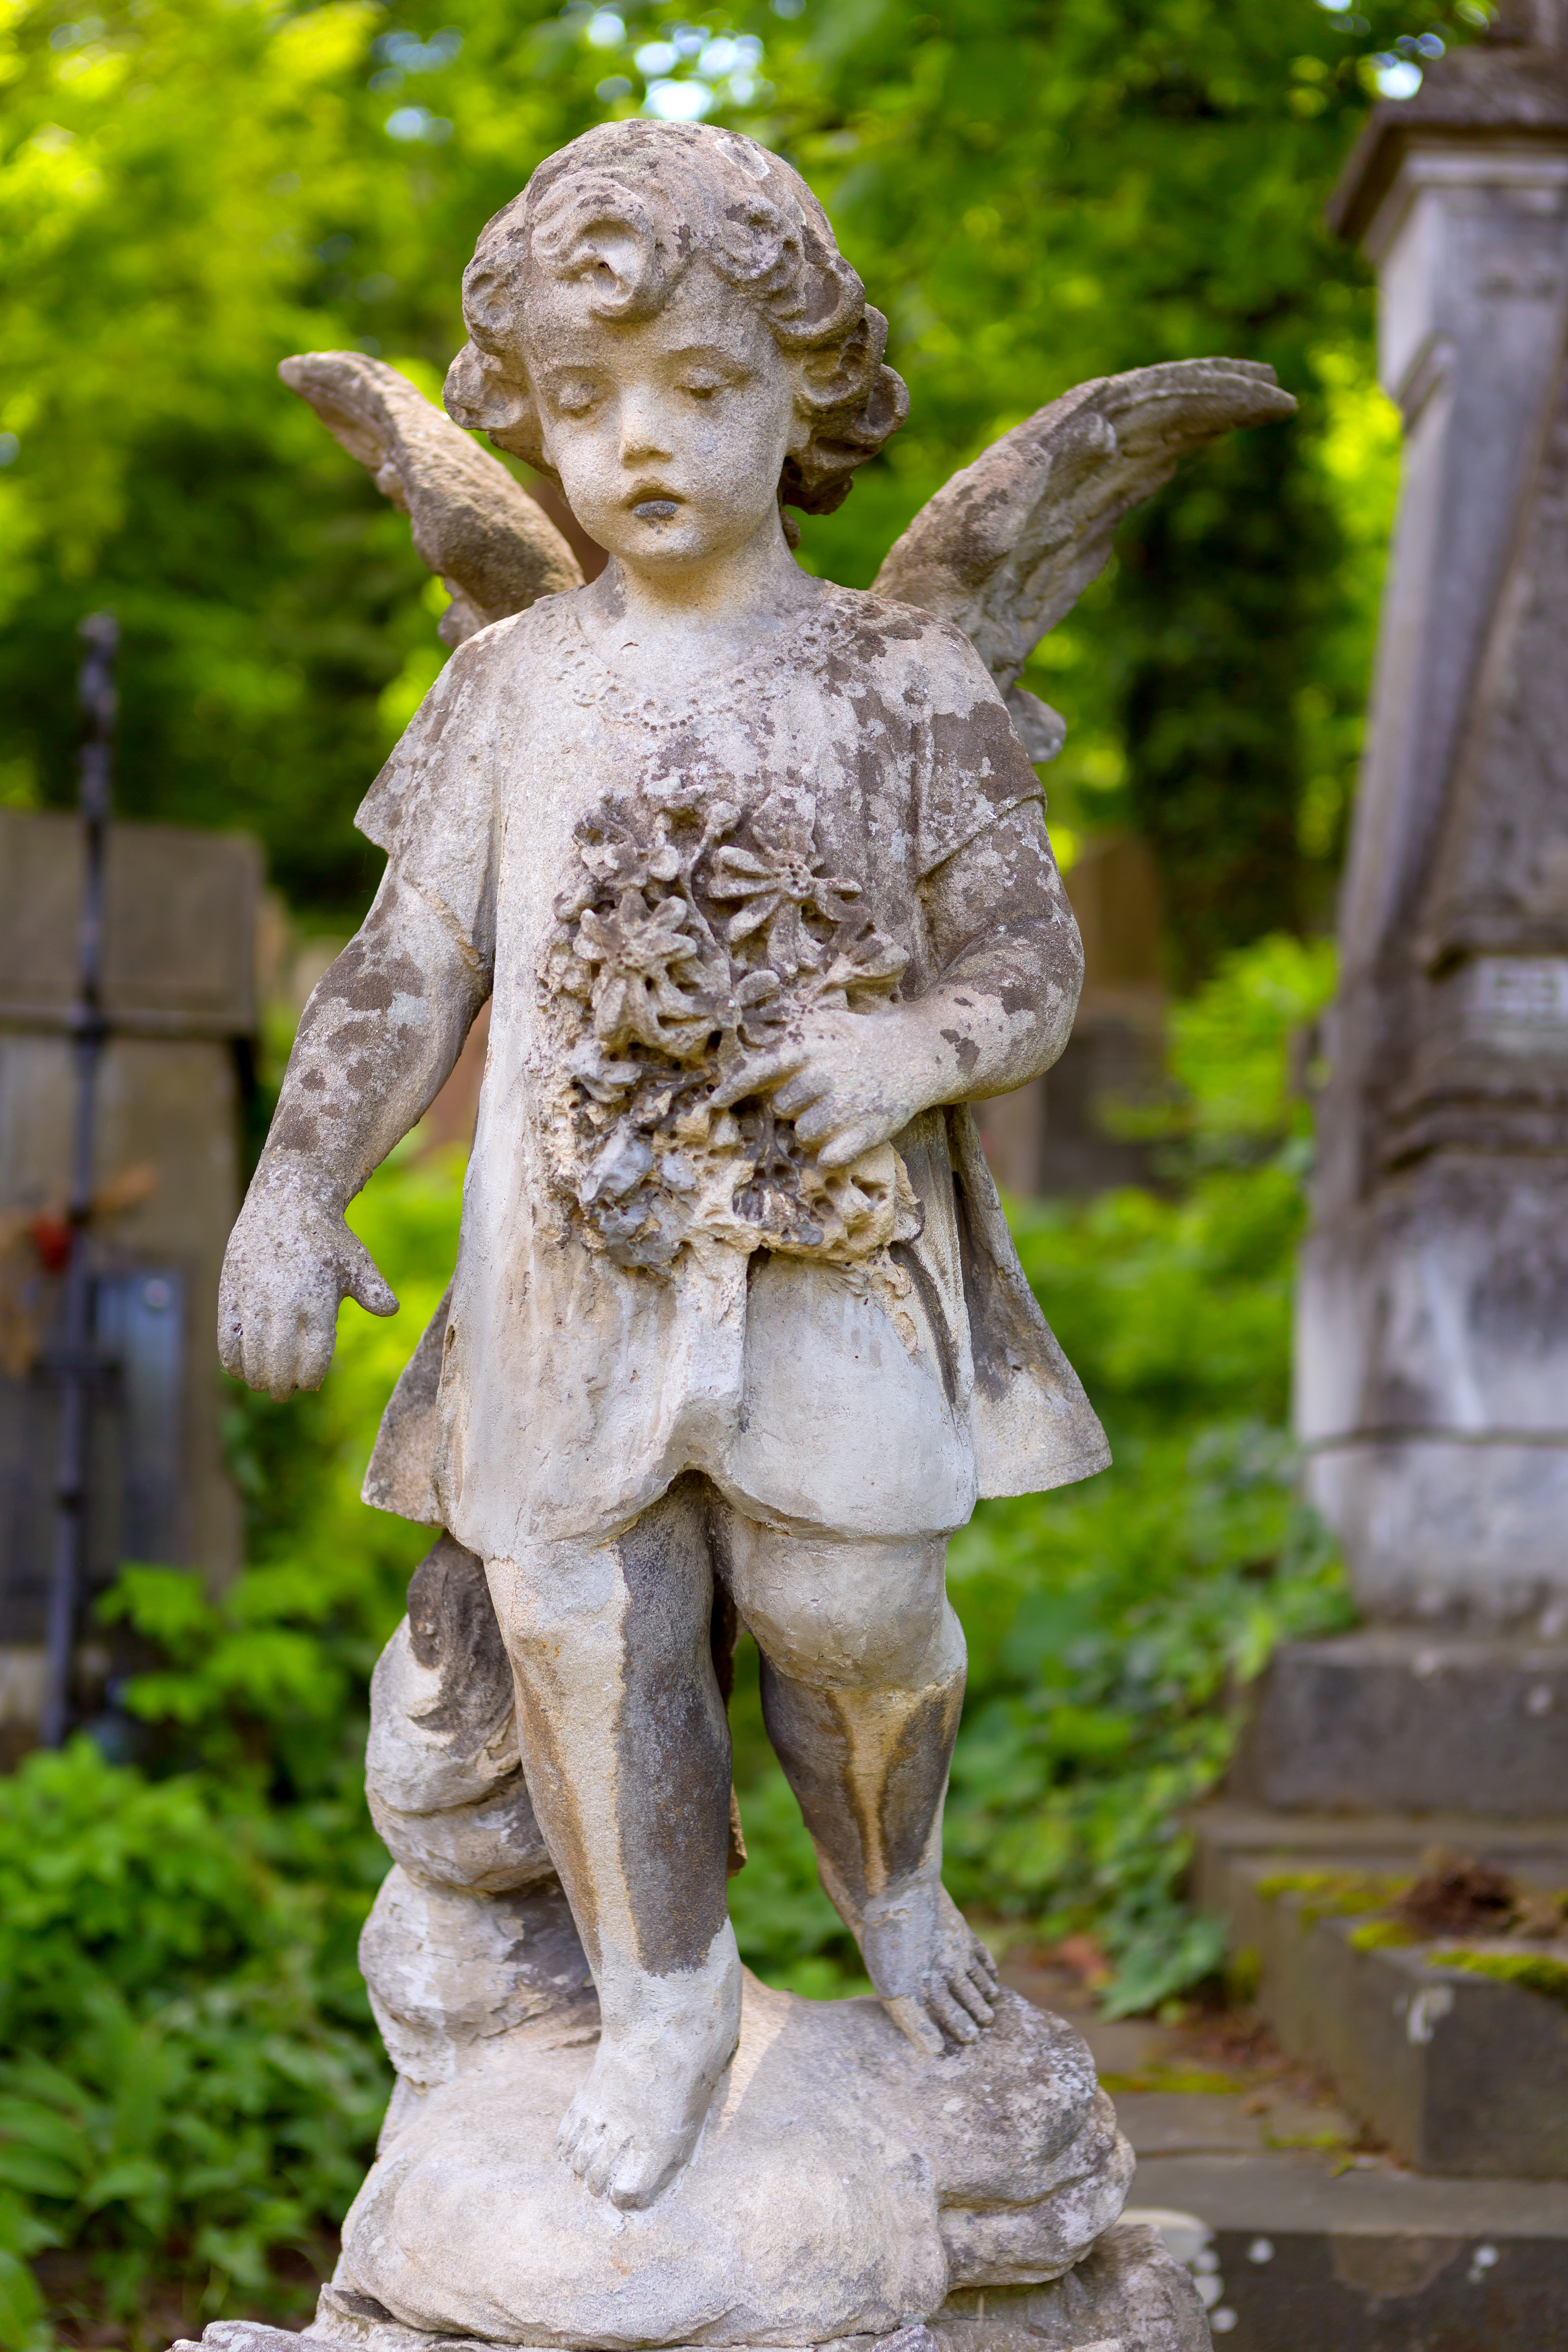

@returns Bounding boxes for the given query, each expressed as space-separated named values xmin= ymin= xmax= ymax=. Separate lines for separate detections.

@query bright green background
xmin=1 ymin=0 xmax=1429 ymax=973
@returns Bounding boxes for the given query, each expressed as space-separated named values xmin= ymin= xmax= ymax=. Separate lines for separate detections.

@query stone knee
xmin=715 ymin=1512 xmax=962 ymax=1693
xmin=486 ymin=1534 xmax=624 ymax=1686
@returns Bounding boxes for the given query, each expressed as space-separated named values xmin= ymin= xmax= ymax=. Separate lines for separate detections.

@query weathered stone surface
xmin=1304 ymin=16 xmax=1568 ymax=1621
xmin=935 ymin=2225 xmax=1209 ymax=2352
xmin=278 ymin=352 xmax=581 ymax=648
xmin=176 ymin=2228 xmax=1210 ymax=2352
xmin=202 ymin=113 xmax=1302 ymax=2349
xmin=1214 ymin=1861 xmax=1568 ymax=2178
xmin=1228 ymin=1631 xmax=1568 ymax=1815
xmin=872 ymin=360 xmax=1291 ymax=695
xmin=364 ymin=1540 xmax=555 ymax=1896
xmin=325 ymin=1976 xmax=1133 ymax=2348
xmin=359 ymin=1871 xmax=594 ymax=2089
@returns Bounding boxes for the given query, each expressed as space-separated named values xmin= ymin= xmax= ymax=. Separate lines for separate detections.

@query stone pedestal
xmin=1227 ymin=1631 xmax=1568 ymax=1817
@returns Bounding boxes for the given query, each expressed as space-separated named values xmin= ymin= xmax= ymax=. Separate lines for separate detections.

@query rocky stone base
xmin=327 ymin=1971 xmax=1154 ymax=2347
xmin=178 ymin=2220 xmax=1205 ymax=2352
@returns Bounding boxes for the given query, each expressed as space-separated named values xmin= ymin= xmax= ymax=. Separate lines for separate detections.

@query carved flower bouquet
xmin=542 ymin=781 xmax=921 ymax=1279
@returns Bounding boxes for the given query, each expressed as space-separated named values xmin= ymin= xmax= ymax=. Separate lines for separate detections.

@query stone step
xmin=1225 ymin=1634 xmax=1568 ymax=1817
xmin=1189 ymin=1799 xmax=1568 ymax=1914
xmin=1007 ymin=1954 xmax=1568 ymax=2348
xmin=1187 ymin=1809 xmax=1568 ymax=2178
xmin=1130 ymin=2154 xmax=1568 ymax=2350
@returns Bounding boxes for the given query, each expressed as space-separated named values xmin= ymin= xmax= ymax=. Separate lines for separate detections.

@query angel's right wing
xmin=278 ymin=351 xmax=582 ymax=646
xmin=871 ymin=358 xmax=1296 ymax=757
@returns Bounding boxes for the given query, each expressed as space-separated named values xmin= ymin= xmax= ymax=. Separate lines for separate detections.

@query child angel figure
xmin=221 ymin=119 xmax=1284 ymax=2215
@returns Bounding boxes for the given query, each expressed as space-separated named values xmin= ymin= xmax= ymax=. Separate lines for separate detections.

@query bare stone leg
xmin=714 ymin=1509 xmax=1000 ymax=2056
xmin=485 ymin=1476 xmax=741 ymax=2209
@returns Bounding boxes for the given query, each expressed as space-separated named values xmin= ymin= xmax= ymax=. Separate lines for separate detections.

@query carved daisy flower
xmin=572 ymin=805 xmax=682 ymax=895
xmin=806 ymin=915 xmax=908 ymax=1009
xmin=572 ymin=890 xmax=717 ymax=1057
xmin=707 ymin=792 xmax=858 ymax=978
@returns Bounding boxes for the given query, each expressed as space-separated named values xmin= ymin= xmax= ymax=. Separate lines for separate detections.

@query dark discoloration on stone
xmin=322 ymin=1016 xmax=380 ymax=1054
xmin=271 ymin=1107 xmax=319 ymax=1153
xmin=877 ymin=1672 xmax=966 ymax=1884
xmin=936 ymin=2220 xmax=1210 ymax=2352
xmin=315 ymin=938 xmax=430 ymax=1016
xmin=613 ymin=1476 xmax=733 ymax=1973
xmin=947 ymin=1107 xmax=1106 ymax=1480
xmin=756 ymin=1643 xmax=964 ymax=1904
xmin=893 ymin=1238 xmax=960 ymax=1408
xmin=941 ymin=1028 xmax=981 ymax=1078
xmin=708 ymin=1573 xmax=739 ymax=1704
xmin=280 ymin=350 xmax=581 ymax=648
xmin=407 ymin=1534 xmax=515 ymax=1745
xmin=953 ymin=1156 xmax=1025 ymax=1407
xmin=927 ymin=700 xmax=1040 ymax=839
xmin=757 ymin=1660 xmax=871 ymax=1906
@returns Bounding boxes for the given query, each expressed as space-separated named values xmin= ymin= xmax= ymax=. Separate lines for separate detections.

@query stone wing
xmin=871 ymin=357 xmax=1296 ymax=760
xmin=278 ymin=350 xmax=582 ymax=645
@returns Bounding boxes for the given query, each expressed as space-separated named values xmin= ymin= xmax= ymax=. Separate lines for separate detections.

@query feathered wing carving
xmin=872 ymin=357 xmax=1296 ymax=759
xmin=280 ymin=350 xmax=1293 ymax=757
xmin=278 ymin=351 xmax=582 ymax=646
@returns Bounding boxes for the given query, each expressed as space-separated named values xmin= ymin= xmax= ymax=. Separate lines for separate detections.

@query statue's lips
xmin=632 ymin=498 xmax=681 ymax=521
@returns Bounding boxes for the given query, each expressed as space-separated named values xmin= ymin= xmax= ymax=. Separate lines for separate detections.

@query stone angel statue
xmin=211 ymin=117 xmax=1288 ymax=2352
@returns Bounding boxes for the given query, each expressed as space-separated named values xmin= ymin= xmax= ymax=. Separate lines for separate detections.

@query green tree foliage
xmin=3 ymin=0 xmax=1422 ymax=961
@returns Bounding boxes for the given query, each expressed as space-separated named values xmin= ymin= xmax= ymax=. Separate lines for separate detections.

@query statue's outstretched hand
xmin=218 ymin=1173 xmax=398 ymax=1400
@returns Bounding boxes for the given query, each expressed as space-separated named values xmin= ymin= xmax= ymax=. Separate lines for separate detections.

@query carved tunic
xmin=357 ymin=584 xmax=1108 ymax=1557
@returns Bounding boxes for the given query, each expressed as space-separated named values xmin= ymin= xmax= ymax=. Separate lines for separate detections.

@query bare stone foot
xmin=860 ymin=1877 xmax=1000 ymax=2056
xmin=557 ymin=1926 xmax=742 ymax=2208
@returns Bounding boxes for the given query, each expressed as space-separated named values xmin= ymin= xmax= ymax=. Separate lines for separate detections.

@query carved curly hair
xmin=443 ymin=119 xmax=908 ymax=523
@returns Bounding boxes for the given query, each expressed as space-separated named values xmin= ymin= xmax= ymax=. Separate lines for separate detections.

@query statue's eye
xmin=553 ymin=378 xmax=600 ymax=416
xmin=681 ymin=374 xmax=725 ymax=402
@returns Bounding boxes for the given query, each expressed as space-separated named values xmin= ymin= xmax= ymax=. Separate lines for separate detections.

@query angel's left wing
xmin=278 ymin=351 xmax=583 ymax=646
xmin=871 ymin=357 xmax=1296 ymax=759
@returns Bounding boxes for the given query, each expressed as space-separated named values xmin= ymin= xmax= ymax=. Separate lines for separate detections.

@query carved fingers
xmin=723 ymin=1007 xmax=933 ymax=1168
xmin=218 ymin=1187 xmax=398 ymax=1399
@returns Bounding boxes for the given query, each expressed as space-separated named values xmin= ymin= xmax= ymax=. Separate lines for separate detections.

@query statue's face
xmin=523 ymin=257 xmax=808 ymax=572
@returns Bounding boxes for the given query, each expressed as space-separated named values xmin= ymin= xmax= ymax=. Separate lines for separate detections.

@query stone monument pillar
xmin=1205 ymin=8 xmax=1568 ymax=1835
xmin=1191 ymin=28 xmax=1568 ymax=2189
xmin=1298 ymin=8 xmax=1568 ymax=1635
